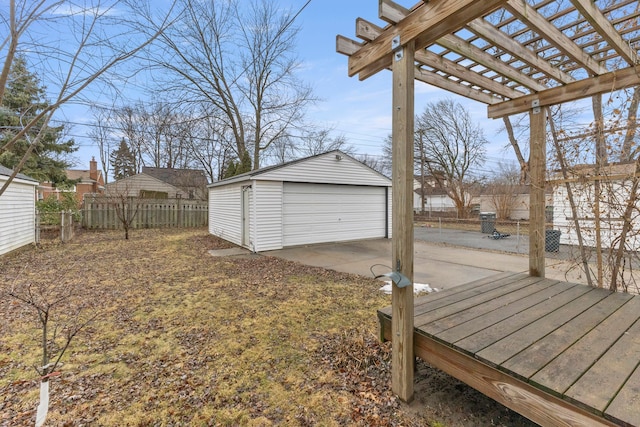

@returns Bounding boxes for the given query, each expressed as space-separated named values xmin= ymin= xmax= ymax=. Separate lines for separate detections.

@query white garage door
xmin=283 ymin=183 xmax=388 ymax=247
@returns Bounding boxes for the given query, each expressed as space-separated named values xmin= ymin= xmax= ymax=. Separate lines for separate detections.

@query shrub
xmin=36 ymin=193 xmax=81 ymax=224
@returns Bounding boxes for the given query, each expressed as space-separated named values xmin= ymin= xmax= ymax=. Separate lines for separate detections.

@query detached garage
xmin=0 ymin=165 xmax=38 ymax=256
xmin=209 ymin=150 xmax=392 ymax=251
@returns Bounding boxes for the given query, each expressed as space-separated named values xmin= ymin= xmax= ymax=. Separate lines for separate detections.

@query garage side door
xmin=283 ymin=183 xmax=387 ymax=247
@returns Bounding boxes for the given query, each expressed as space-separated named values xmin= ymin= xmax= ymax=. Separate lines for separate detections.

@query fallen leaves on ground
xmin=0 ymin=228 xmax=535 ymax=426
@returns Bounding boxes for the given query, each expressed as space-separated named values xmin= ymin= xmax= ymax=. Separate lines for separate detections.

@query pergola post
xmin=391 ymin=38 xmax=415 ymax=403
xmin=529 ymin=106 xmax=547 ymax=277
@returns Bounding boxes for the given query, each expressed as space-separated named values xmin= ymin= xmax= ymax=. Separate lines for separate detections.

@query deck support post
xmin=391 ymin=38 xmax=415 ymax=403
xmin=529 ymin=106 xmax=547 ymax=277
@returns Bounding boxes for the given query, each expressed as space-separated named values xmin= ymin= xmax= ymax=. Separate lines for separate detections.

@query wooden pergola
xmin=337 ymin=0 xmax=640 ymax=422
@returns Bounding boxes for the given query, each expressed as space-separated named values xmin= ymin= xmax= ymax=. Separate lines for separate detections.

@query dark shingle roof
xmin=0 ymin=164 xmax=38 ymax=183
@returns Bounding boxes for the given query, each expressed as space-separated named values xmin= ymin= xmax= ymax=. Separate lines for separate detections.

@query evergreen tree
xmin=237 ymin=150 xmax=252 ymax=174
xmin=0 ymin=56 xmax=76 ymax=183
xmin=110 ymin=138 xmax=136 ymax=180
xmin=223 ymin=159 xmax=237 ymax=179
xmin=222 ymin=151 xmax=252 ymax=179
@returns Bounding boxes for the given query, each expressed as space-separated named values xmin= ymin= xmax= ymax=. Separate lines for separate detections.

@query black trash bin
xmin=545 ymin=229 xmax=561 ymax=252
xmin=480 ymin=212 xmax=496 ymax=234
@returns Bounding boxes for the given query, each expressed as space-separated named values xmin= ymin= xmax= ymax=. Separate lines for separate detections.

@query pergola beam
xmin=488 ymin=65 xmax=640 ymax=118
xmin=570 ymin=0 xmax=638 ymax=66
xmin=356 ymin=18 xmax=525 ymax=100
xmin=414 ymin=68 xmax=502 ymax=105
xmin=506 ymin=0 xmax=606 ymax=76
xmin=338 ymin=34 xmax=502 ymax=105
xmin=417 ymin=49 xmax=525 ymax=99
xmin=348 ymin=0 xmax=506 ymax=79
xmin=379 ymin=0 xmax=410 ymax=25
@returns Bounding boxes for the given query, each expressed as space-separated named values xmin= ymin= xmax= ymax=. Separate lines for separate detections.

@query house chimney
xmin=90 ymin=157 xmax=97 ymax=181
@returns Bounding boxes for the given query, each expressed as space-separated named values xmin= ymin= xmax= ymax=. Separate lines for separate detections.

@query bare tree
xmin=294 ymin=128 xmax=354 ymax=158
xmin=103 ymin=181 xmax=140 ymax=240
xmin=151 ymin=0 xmax=315 ymax=170
xmin=485 ymin=163 xmax=522 ymax=220
xmin=267 ymin=134 xmax=298 ymax=164
xmin=4 ymin=265 xmax=99 ymax=426
xmin=0 ymin=0 xmax=177 ymax=197
xmin=184 ymin=112 xmax=234 ymax=182
xmin=89 ymin=107 xmax=115 ymax=184
xmin=417 ymin=99 xmax=487 ymax=218
xmin=355 ymin=153 xmax=388 ymax=177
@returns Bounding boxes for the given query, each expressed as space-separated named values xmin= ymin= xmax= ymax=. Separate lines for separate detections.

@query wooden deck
xmin=378 ymin=272 xmax=640 ymax=427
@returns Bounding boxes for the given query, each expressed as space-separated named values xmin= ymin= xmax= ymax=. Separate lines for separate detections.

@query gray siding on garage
xmin=0 ymin=176 xmax=37 ymax=255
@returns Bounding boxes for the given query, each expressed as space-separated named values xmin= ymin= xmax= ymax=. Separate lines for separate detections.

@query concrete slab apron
xmin=265 ymin=239 xmax=532 ymax=291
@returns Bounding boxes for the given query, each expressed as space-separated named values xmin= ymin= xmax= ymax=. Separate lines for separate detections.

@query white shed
xmin=0 ymin=165 xmax=38 ymax=256
xmin=209 ymin=151 xmax=392 ymax=251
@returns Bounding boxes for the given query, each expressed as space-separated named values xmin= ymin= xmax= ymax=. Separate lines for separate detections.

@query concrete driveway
xmin=264 ymin=239 xmax=529 ymax=291
xmin=264 ymin=237 xmax=577 ymax=291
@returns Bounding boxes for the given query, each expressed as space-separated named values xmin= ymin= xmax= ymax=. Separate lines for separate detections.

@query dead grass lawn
xmin=0 ymin=228 xmax=534 ymax=426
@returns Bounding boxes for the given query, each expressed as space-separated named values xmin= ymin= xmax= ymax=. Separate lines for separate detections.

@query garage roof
xmin=208 ymin=150 xmax=391 ymax=188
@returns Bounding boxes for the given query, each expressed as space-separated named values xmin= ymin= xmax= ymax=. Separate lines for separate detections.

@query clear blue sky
xmin=57 ymin=0 xmax=519 ymax=176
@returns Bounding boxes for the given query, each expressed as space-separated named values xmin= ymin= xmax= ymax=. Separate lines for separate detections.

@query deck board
xmin=378 ymin=273 xmax=640 ymax=427
xmin=422 ymin=276 xmax=552 ymax=335
xmin=565 ymin=309 xmax=640 ymax=413
xmin=475 ymin=288 xmax=610 ymax=368
xmin=414 ymin=275 xmax=542 ymax=329
xmin=435 ymin=280 xmax=570 ymax=343
xmin=501 ymin=292 xmax=633 ymax=381
xmin=455 ymin=283 xmax=591 ymax=354
xmin=531 ymin=297 xmax=640 ymax=396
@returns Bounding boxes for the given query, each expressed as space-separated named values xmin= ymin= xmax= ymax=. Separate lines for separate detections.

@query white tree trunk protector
xmin=35 ymin=380 xmax=49 ymax=427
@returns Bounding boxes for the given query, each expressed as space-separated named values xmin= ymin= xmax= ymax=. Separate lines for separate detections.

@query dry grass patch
xmin=0 ymin=229 xmax=422 ymax=426
xmin=0 ymin=228 xmax=535 ymax=427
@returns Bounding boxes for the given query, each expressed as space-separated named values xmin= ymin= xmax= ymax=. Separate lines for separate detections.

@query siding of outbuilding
xmin=252 ymin=181 xmax=283 ymax=252
xmin=554 ymin=182 xmax=638 ymax=249
xmin=209 ymin=182 xmax=244 ymax=246
xmin=259 ymin=153 xmax=390 ymax=186
xmin=209 ymin=151 xmax=392 ymax=251
xmin=0 ymin=176 xmax=37 ymax=255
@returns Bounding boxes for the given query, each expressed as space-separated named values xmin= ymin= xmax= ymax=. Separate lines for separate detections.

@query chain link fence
xmin=414 ymin=214 xmax=562 ymax=257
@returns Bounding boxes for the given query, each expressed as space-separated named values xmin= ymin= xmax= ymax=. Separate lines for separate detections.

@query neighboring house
xmin=142 ymin=167 xmax=208 ymax=200
xmin=478 ymin=187 xmax=554 ymax=221
xmin=104 ymin=167 xmax=208 ymax=200
xmin=553 ymin=162 xmax=639 ymax=249
xmin=413 ymin=175 xmax=458 ymax=214
xmin=209 ymin=150 xmax=392 ymax=252
xmin=39 ymin=157 xmax=105 ymax=206
xmin=0 ymin=165 xmax=38 ymax=256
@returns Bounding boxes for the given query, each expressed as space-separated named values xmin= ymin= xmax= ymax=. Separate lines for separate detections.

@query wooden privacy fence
xmin=82 ymin=198 xmax=208 ymax=229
